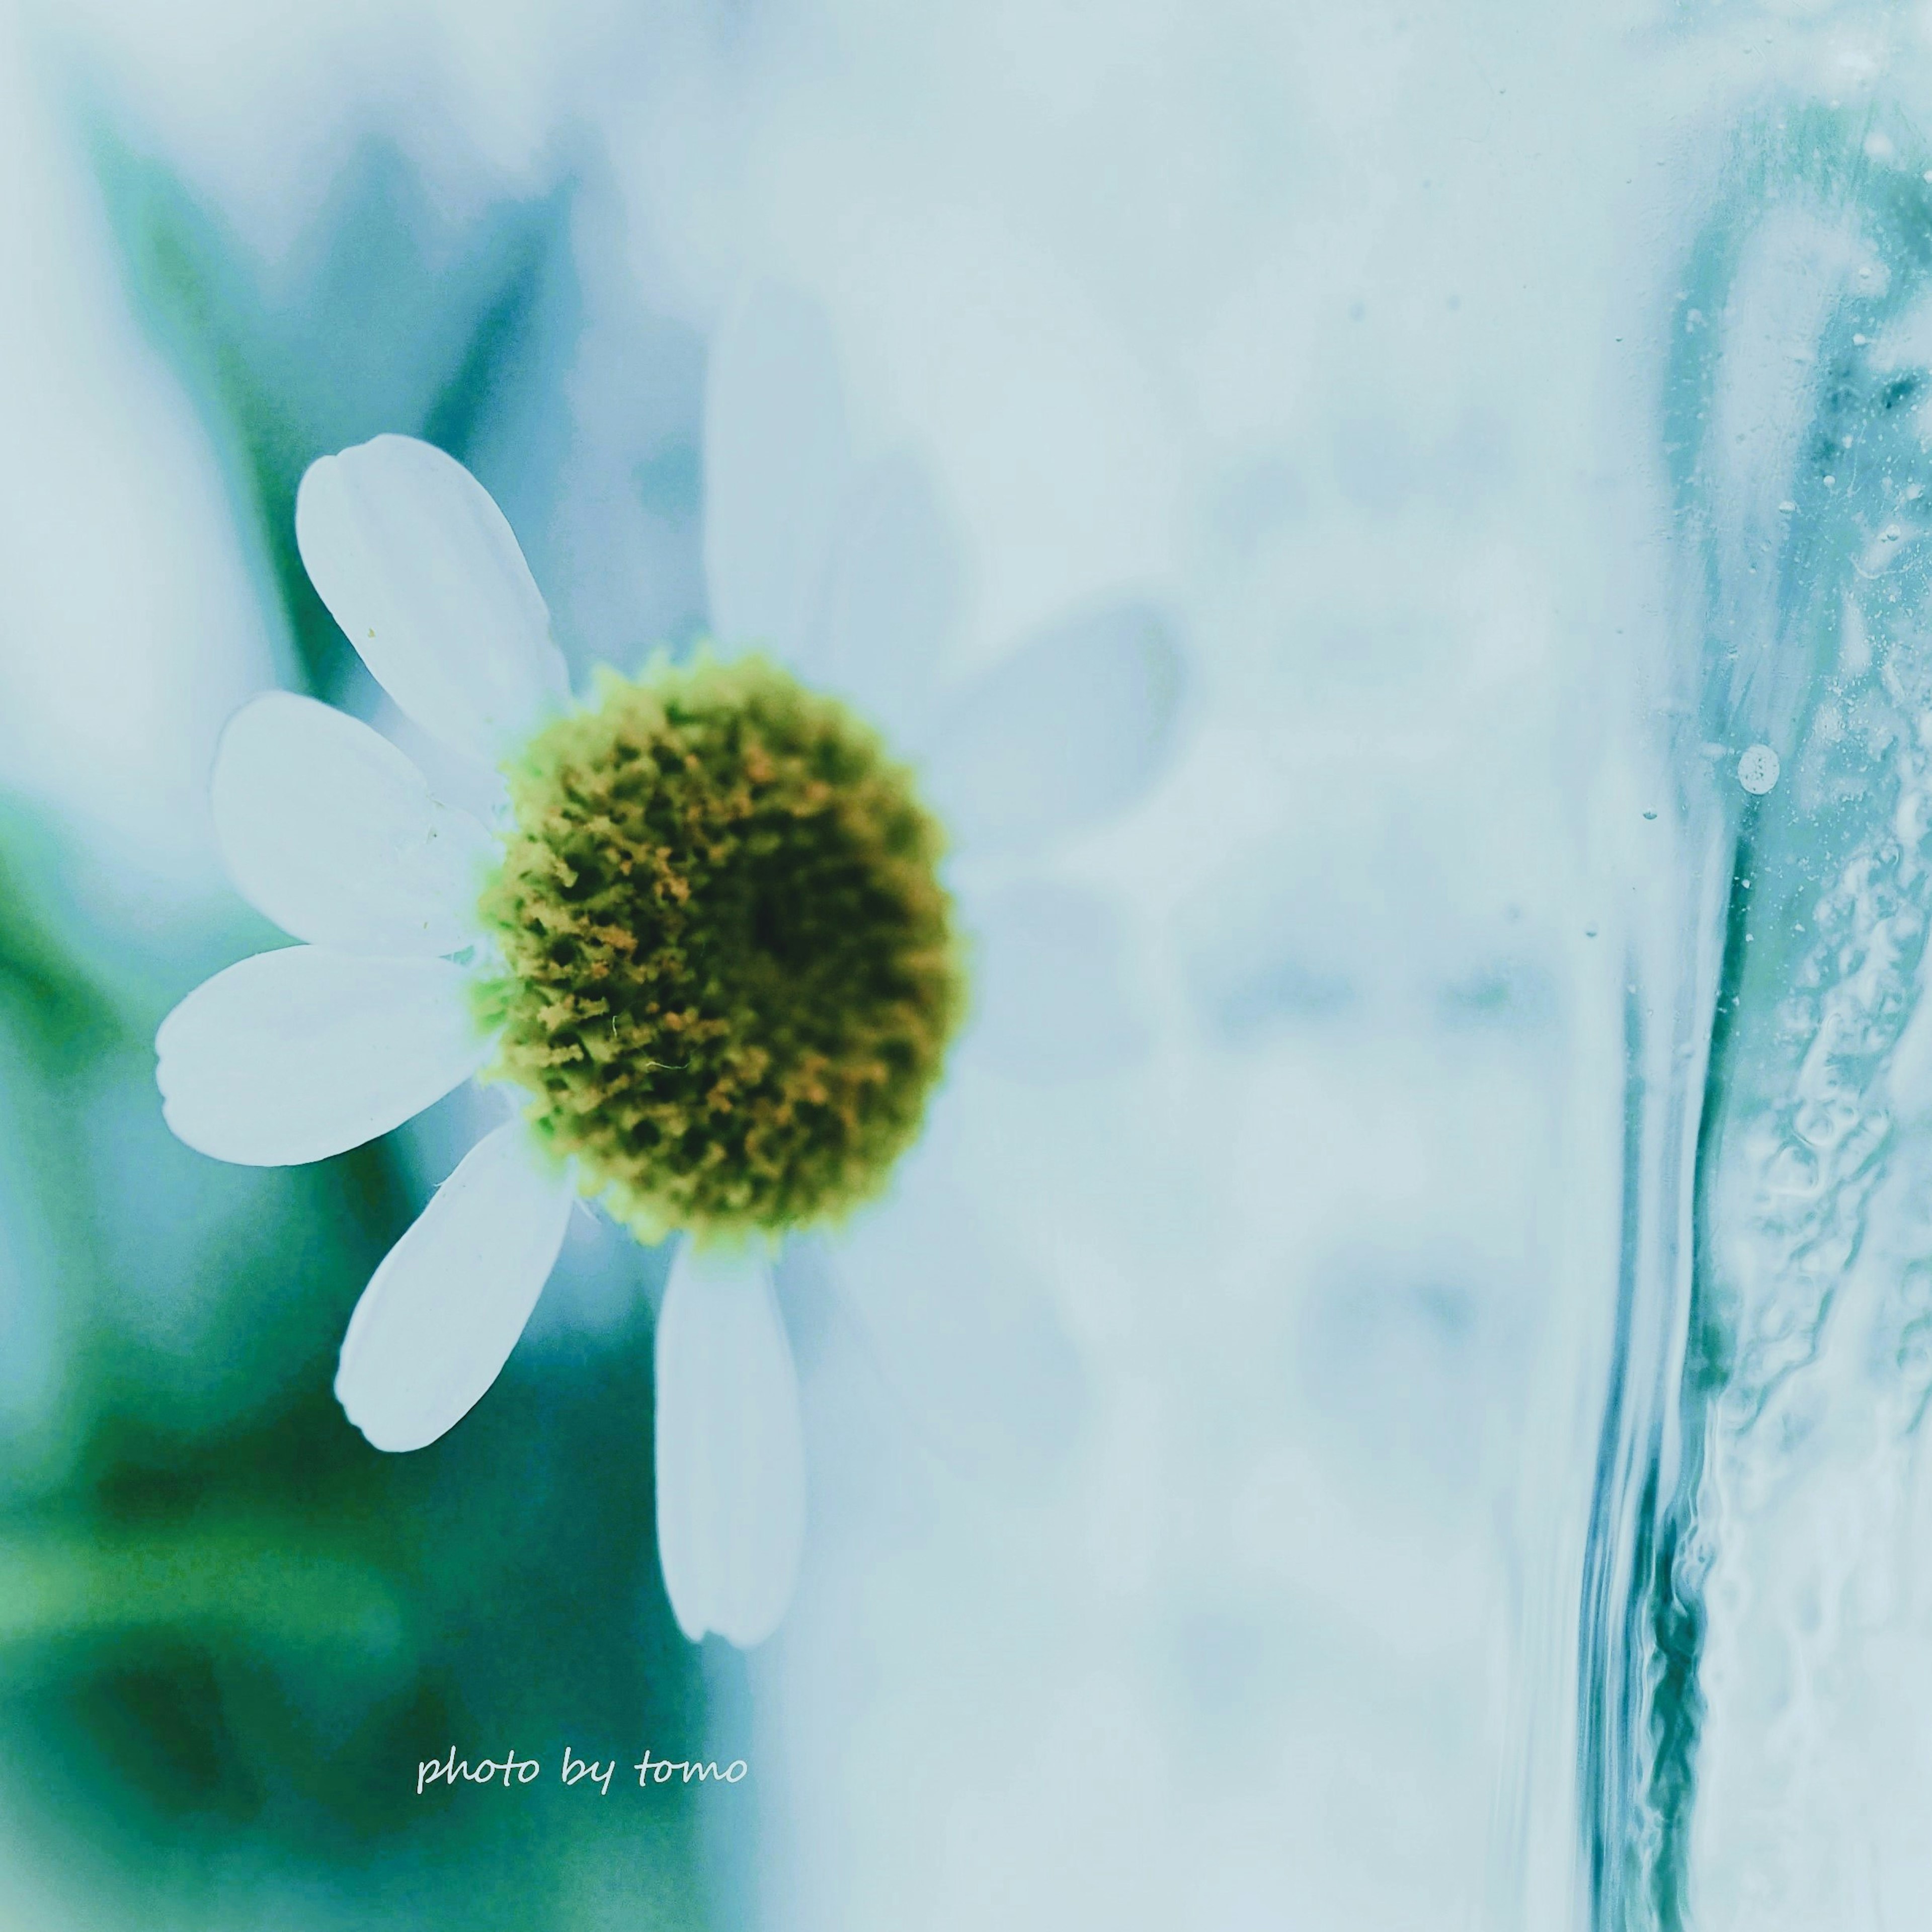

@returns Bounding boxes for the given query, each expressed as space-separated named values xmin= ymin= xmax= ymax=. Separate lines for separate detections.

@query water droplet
xmin=1738 ymin=744 xmax=1781 ymax=795
xmin=1642 ymin=809 xmax=1658 ymax=821
xmin=1585 ymin=926 xmax=1599 ymax=939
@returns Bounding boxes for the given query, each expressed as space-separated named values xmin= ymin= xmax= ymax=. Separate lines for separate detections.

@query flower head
xmin=479 ymin=653 xmax=964 ymax=1242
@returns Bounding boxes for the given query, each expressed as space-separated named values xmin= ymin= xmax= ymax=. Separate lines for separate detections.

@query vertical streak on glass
xmin=1581 ymin=828 xmax=1731 ymax=1932
xmin=1579 ymin=976 xmax=1653 ymax=1929
xmin=1644 ymin=830 xmax=1758 ymax=1928
xmin=1585 ymin=100 xmax=1932 ymax=1930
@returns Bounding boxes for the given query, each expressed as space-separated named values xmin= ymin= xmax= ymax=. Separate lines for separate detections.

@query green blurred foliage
xmin=0 ymin=133 xmax=722 ymax=1929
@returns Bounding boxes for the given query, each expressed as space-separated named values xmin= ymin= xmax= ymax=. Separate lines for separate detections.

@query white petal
xmin=922 ymin=600 xmax=1185 ymax=851
xmin=295 ymin=436 xmax=570 ymax=763
xmin=654 ymin=1244 xmax=805 ymax=1647
xmin=156 ymin=948 xmax=488 ymax=1166
xmin=212 ymin=692 xmax=497 ymax=955
xmin=967 ymin=877 xmax=1146 ymax=1080
xmin=829 ymin=1132 xmax=1085 ymax=1492
xmin=335 ymin=1121 xmax=574 ymax=1452
xmin=817 ymin=451 xmax=961 ymax=744
xmin=702 ymin=285 xmax=852 ymax=668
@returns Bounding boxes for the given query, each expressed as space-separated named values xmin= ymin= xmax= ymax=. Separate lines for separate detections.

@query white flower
xmin=156 ymin=293 xmax=1180 ymax=1653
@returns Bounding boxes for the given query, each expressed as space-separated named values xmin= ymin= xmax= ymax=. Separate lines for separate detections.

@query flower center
xmin=476 ymin=654 xmax=967 ymax=1242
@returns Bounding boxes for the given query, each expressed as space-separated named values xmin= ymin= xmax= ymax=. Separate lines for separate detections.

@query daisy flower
xmin=157 ymin=432 xmax=962 ymax=1648
xmin=157 ymin=290 xmax=1180 ymax=1654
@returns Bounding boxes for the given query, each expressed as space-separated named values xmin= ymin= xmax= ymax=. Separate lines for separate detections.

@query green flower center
xmin=475 ymin=654 xmax=967 ymax=1243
